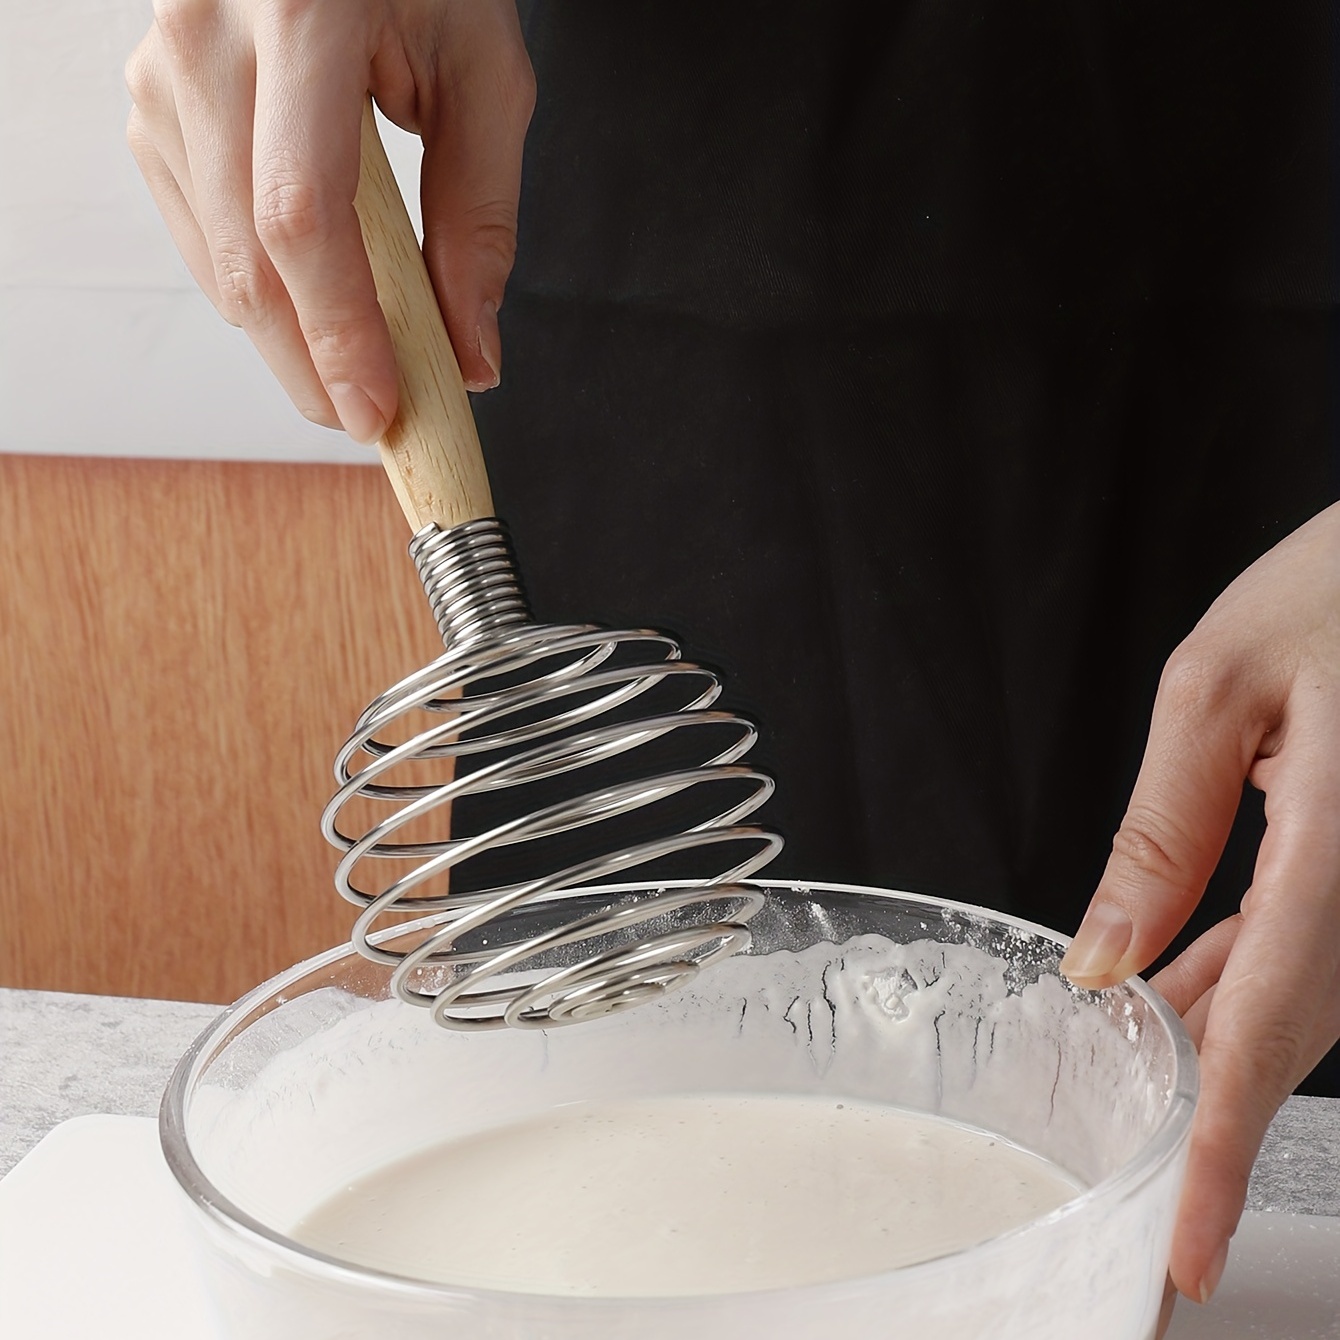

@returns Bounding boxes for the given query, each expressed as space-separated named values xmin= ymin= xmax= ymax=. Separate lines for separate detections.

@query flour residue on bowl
xmin=288 ymin=1093 xmax=1082 ymax=1296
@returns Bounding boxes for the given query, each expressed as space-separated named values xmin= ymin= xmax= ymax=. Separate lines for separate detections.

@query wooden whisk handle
xmin=355 ymin=99 xmax=494 ymax=531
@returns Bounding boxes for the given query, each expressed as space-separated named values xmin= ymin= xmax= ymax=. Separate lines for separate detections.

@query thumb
xmin=419 ymin=43 xmax=535 ymax=393
xmin=1060 ymin=648 xmax=1263 ymax=987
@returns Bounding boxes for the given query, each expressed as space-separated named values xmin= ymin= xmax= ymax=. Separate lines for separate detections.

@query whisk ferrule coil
xmin=409 ymin=517 xmax=530 ymax=649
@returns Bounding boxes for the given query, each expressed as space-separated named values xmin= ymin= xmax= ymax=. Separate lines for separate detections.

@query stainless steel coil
xmin=322 ymin=517 xmax=783 ymax=1031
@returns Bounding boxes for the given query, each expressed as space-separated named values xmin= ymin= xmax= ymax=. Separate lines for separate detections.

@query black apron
xmin=475 ymin=2 xmax=1339 ymax=1091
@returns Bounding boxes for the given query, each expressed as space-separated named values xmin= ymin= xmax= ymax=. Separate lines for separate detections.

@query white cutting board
xmin=0 ymin=1115 xmax=222 ymax=1338
xmin=0 ymin=1115 xmax=1336 ymax=1338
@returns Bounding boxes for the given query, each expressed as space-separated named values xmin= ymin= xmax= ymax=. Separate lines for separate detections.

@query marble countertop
xmin=0 ymin=987 xmax=218 ymax=1178
xmin=3 ymin=986 xmax=1339 ymax=1216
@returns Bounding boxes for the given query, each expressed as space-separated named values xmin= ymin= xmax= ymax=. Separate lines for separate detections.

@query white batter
xmin=291 ymin=1093 xmax=1083 ymax=1296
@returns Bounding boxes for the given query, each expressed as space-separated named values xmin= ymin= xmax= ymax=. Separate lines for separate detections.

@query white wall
xmin=0 ymin=0 xmax=424 ymax=462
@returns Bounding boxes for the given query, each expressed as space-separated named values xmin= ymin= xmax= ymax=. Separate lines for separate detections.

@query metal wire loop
xmin=323 ymin=518 xmax=783 ymax=1030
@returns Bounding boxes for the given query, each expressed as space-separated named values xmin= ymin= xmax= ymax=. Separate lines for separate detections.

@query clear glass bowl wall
xmin=161 ymin=881 xmax=1197 ymax=1340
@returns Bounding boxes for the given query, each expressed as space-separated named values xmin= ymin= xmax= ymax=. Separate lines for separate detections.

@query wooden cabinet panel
xmin=0 ymin=453 xmax=443 ymax=1003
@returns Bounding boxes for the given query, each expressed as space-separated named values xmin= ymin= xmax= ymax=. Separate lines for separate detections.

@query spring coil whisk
xmin=322 ymin=518 xmax=783 ymax=1031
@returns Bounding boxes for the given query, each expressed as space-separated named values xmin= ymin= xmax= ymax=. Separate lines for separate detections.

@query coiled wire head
xmin=322 ymin=519 xmax=782 ymax=1030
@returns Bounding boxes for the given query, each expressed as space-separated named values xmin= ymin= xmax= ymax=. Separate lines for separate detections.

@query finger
xmin=157 ymin=4 xmax=341 ymax=429
xmin=126 ymin=32 xmax=217 ymax=295
xmin=1180 ymin=982 xmax=1216 ymax=1050
xmin=419 ymin=19 xmax=535 ymax=392
xmin=1168 ymin=709 xmax=1340 ymax=1302
xmin=127 ymin=111 xmax=221 ymax=303
xmin=125 ymin=27 xmax=179 ymax=138
xmin=252 ymin=7 xmax=396 ymax=443
xmin=1156 ymin=1275 xmax=1178 ymax=1339
xmin=1060 ymin=645 xmax=1270 ymax=987
xmin=1147 ymin=915 xmax=1242 ymax=1018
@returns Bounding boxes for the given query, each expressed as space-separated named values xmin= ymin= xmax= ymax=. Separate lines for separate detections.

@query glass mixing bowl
xmin=160 ymin=880 xmax=1197 ymax=1339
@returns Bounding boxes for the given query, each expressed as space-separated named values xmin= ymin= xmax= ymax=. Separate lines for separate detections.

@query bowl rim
xmin=159 ymin=877 xmax=1199 ymax=1307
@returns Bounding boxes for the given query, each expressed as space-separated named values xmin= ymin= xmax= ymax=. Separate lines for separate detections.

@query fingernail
xmin=470 ymin=300 xmax=501 ymax=391
xmin=1198 ymin=1238 xmax=1230 ymax=1304
xmin=1059 ymin=903 xmax=1133 ymax=983
xmin=327 ymin=382 xmax=388 ymax=445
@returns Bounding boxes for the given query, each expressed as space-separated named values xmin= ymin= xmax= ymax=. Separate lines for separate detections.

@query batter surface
xmin=290 ymin=1094 xmax=1083 ymax=1295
